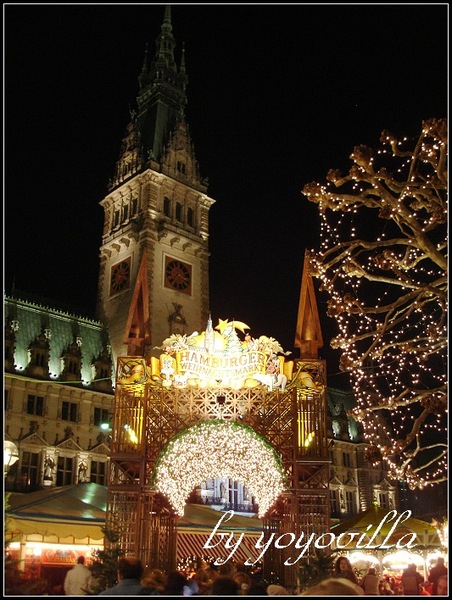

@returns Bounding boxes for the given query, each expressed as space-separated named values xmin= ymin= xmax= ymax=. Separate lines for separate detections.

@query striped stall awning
xmin=177 ymin=531 xmax=261 ymax=564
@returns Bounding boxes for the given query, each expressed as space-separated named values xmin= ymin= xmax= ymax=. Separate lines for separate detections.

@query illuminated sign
xmin=117 ymin=317 xmax=294 ymax=390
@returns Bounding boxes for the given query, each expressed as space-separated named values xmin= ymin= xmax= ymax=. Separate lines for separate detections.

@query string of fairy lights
xmin=153 ymin=420 xmax=287 ymax=518
xmin=302 ymin=119 xmax=447 ymax=489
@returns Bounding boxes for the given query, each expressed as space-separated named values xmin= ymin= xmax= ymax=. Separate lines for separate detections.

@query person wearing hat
xmin=361 ymin=566 xmax=380 ymax=595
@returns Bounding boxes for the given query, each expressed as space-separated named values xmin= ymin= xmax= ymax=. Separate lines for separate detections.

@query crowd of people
xmin=63 ymin=554 xmax=448 ymax=596
xmin=326 ymin=556 xmax=448 ymax=597
xmin=329 ymin=556 xmax=448 ymax=596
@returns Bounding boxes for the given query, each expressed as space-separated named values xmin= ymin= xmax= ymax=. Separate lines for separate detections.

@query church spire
xmin=155 ymin=4 xmax=176 ymax=66
xmin=138 ymin=42 xmax=149 ymax=88
xmin=180 ymin=42 xmax=186 ymax=75
xmin=133 ymin=5 xmax=188 ymax=166
xmin=109 ymin=6 xmax=192 ymax=192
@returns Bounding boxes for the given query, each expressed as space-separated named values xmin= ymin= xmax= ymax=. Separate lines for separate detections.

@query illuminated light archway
xmin=153 ymin=420 xmax=286 ymax=518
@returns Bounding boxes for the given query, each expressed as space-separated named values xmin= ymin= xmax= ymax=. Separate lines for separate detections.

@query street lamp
xmin=100 ymin=411 xmax=113 ymax=432
xmin=99 ymin=416 xmax=113 ymax=443
xmin=4 ymin=440 xmax=19 ymax=477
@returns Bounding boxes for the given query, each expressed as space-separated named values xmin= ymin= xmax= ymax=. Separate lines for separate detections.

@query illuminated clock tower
xmin=96 ymin=6 xmax=215 ymax=366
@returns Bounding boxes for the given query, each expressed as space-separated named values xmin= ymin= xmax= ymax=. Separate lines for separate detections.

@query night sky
xmin=4 ymin=3 xmax=448 ymax=386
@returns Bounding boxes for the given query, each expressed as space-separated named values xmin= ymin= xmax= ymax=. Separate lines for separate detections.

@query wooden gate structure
xmin=104 ymin=355 xmax=330 ymax=589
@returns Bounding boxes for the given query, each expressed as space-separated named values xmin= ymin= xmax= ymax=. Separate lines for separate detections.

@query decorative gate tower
xmin=105 ymin=257 xmax=330 ymax=589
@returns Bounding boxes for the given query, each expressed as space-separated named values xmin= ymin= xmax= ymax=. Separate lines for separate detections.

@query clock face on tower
xmin=164 ymin=257 xmax=192 ymax=294
xmin=110 ymin=258 xmax=131 ymax=296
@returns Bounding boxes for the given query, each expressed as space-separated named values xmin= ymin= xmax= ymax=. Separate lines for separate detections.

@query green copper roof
xmin=5 ymin=295 xmax=112 ymax=387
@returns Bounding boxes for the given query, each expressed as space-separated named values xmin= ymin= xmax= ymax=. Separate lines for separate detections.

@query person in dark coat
xmin=99 ymin=556 xmax=146 ymax=595
xmin=401 ymin=563 xmax=424 ymax=596
xmin=163 ymin=571 xmax=187 ymax=596
xmin=428 ymin=557 xmax=448 ymax=595
xmin=211 ymin=575 xmax=240 ymax=595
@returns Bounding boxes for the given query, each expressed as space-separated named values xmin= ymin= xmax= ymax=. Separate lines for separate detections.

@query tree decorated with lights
xmin=302 ymin=118 xmax=447 ymax=489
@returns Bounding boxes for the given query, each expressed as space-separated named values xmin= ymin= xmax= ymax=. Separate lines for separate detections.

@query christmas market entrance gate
xmin=104 ymin=357 xmax=330 ymax=590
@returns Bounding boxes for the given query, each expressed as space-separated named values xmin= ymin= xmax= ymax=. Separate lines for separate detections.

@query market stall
xmin=330 ymin=505 xmax=444 ymax=581
xmin=5 ymin=483 xmax=106 ymax=590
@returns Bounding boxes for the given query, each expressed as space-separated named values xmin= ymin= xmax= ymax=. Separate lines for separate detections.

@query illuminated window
xmin=229 ymin=478 xmax=239 ymax=505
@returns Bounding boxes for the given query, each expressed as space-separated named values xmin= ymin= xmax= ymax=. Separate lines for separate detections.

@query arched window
xmin=187 ymin=207 xmax=194 ymax=227
xmin=163 ymin=196 xmax=171 ymax=217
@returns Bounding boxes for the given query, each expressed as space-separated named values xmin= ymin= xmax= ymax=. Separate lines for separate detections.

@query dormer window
xmin=68 ymin=359 xmax=78 ymax=375
xmin=26 ymin=331 xmax=50 ymax=378
xmin=60 ymin=339 xmax=82 ymax=382
xmin=177 ymin=161 xmax=186 ymax=174
xmin=36 ymin=353 xmax=46 ymax=367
